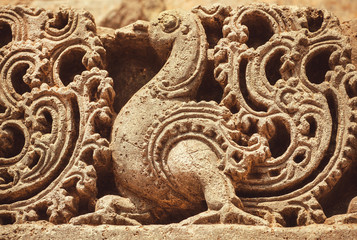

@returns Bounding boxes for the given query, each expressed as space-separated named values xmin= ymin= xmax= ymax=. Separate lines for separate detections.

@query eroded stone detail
xmin=0 ymin=4 xmax=356 ymax=227
xmin=0 ymin=6 xmax=114 ymax=224
xmin=210 ymin=4 xmax=357 ymax=226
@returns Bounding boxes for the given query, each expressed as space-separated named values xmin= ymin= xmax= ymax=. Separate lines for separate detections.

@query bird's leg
xmin=166 ymin=139 xmax=268 ymax=225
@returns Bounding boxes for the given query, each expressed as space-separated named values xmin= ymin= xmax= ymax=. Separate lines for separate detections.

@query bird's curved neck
xmin=150 ymin=21 xmax=207 ymax=100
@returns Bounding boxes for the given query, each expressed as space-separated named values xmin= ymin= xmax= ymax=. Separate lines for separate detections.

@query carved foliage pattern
xmin=110 ymin=4 xmax=357 ymax=226
xmin=209 ymin=4 xmax=357 ymax=224
xmin=0 ymin=4 xmax=356 ymax=227
xmin=0 ymin=6 xmax=114 ymax=224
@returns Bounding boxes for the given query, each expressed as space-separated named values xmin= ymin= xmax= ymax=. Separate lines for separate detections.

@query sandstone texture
xmin=0 ymin=0 xmax=356 ymax=24
xmin=342 ymin=19 xmax=357 ymax=67
xmin=0 ymin=2 xmax=357 ymax=240
xmin=1 ymin=223 xmax=357 ymax=240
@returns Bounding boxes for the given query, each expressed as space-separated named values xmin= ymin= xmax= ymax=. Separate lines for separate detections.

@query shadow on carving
xmin=48 ymin=11 xmax=69 ymax=30
xmin=281 ymin=208 xmax=299 ymax=227
xmin=293 ymin=151 xmax=306 ymax=164
xmin=0 ymin=212 xmax=15 ymax=225
xmin=41 ymin=110 xmax=53 ymax=134
xmin=0 ymin=21 xmax=12 ymax=48
xmin=241 ymin=12 xmax=274 ymax=49
xmin=239 ymin=58 xmax=268 ymax=111
xmin=0 ymin=169 xmax=14 ymax=186
xmin=268 ymin=119 xmax=291 ymax=158
xmin=306 ymin=49 xmax=332 ymax=84
xmin=11 ymin=63 xmax=31 ymax=94
xmin=59 ymin=49 xmax=86 ymax=86
xmin=28 ymin=151 xmax=40 ymax=170
xmin=0 ymin=103 xmax=5 ymax=113
xmin=265 ymin=50 xmax=284 ymax=86
xmin=195 ymin=59 xmax=223 ymax=103
xmin=305 ymin=116 xmax=317 ymax=138
xmin=0 ymin=126 xmax=25 ymax=158
xmin=104 ymin=39 xmax=163 ymax=113
xmin=306 ymin=9 xmax=324 ymax=32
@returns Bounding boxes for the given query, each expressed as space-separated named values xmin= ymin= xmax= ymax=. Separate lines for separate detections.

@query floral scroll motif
xmin=0 ymin=4 xmax=356 ymax=227
xmin=0 ymin=6 xmax=114 ymax=224
xmin=212 ymin=4 xmax=357 ymax=225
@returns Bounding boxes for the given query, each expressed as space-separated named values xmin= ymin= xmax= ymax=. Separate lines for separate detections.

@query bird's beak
xmin=115 ymin=20 xmax=150 ymax=42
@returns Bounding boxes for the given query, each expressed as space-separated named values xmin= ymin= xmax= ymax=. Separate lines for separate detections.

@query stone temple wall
xmin=0 ymin=1 xmax=357 ymax=239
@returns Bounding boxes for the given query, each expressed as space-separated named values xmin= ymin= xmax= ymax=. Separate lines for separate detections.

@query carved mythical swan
xmin=71 ymin=9 xmax=270 ymax=225
xmin=0 ymin=4 xmax=356 ymax=228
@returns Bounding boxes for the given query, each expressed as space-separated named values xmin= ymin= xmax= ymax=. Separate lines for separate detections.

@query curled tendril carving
xmin=0 ymin=4 xmax=356 ymax=227
xmin=0 ymin=6 xmax=114 ymax=224
xmin=213 ymin=3 xmax=356 ymax=225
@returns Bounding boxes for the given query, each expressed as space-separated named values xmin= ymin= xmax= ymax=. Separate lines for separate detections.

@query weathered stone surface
xmin=1 ymin=0 xmax=356 ymax=24
xmin=342 ymin=20 xmax=357 ymax=67
xmin=0 ymin=5 xmax=114 ymax=224
xmin=0 ymin=2 xmax=357 ymax=239
xmin=2 ymin=223 xmax=357 ymax=240
xmin=99 ymin=0 xmax=166 ymax=29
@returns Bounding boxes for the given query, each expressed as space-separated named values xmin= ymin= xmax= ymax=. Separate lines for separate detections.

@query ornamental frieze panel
xmin=0 ymin=4 xmax=356 ymax=227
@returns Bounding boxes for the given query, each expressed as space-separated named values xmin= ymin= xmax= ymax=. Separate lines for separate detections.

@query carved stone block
xmin=0 ymin=3 xmax=357 ymax=231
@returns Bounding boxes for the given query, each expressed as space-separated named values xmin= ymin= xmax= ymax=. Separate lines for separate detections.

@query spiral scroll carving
xmin=212 ymin=4 xmax=357 ymax=225
xmin=0 ymin=4 xmax=356 ymax=227
xmin=0 ymin=6 xmax=114 ymax=224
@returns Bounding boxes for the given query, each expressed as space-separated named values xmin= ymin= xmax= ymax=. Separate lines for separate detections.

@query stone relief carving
xmin=0 ymin=6 xmax=114 ymax=224
xmin=0 ymin=4 xmax=356 ymax=227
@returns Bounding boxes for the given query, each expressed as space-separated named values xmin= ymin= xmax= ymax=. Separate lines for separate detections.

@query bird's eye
xmin=159 ymin=13 xmax=180 ymax=33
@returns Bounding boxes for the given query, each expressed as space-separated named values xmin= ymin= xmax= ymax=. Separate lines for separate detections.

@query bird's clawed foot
xmin=180 ymin=203 xmax=269 ymax=226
